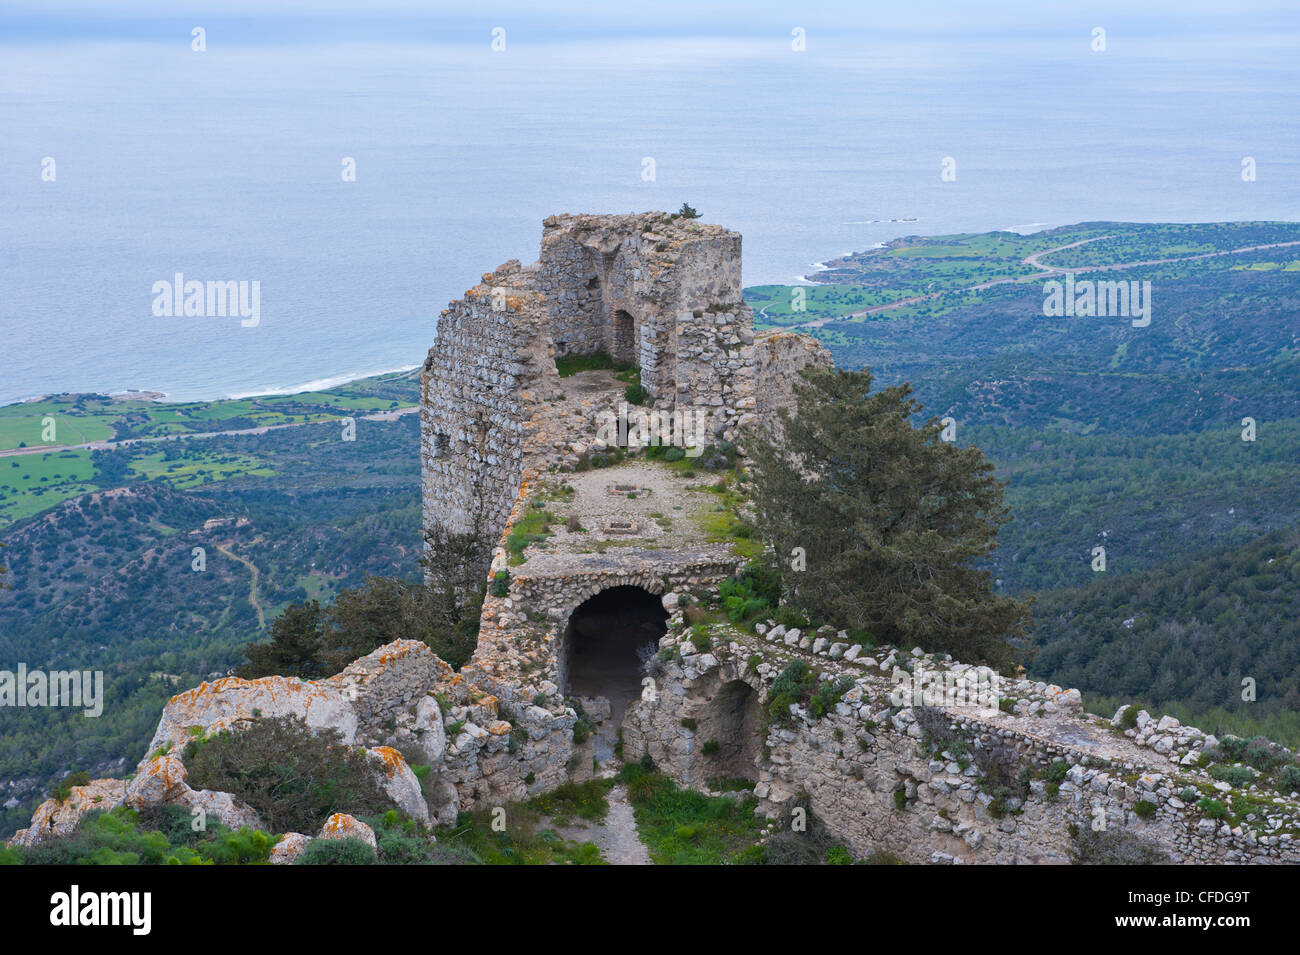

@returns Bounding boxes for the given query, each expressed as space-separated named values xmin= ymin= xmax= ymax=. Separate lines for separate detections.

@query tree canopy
xmin=749 ymin=366 xmax=1031 ymax=669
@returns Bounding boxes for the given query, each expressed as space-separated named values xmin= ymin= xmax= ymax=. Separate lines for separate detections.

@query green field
xmin=0 ymin=370 xmax=418 ymax=527
xmin=128 ymin=449 xmax=275 ymax=489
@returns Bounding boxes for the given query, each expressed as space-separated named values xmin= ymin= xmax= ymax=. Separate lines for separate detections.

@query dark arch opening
xmin=695 ymin=679 xmax=762 ymax=783
xmin=610 ymin=309 xmax=636 ymax=365
xmin=561 ymin=586 xmax=667 ymax=753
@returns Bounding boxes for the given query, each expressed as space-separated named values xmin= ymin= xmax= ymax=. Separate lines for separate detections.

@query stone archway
xmin=694 ymin=679 xmax=762 ymax=783
xmin=559 ymin=585 xmax=667 ymax=758
xmin=611 ymin=309 xmax=637 ymax=366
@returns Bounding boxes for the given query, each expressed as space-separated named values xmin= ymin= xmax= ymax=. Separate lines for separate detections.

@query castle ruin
xmin=15 ymin=213 xmax=1300 ymax=865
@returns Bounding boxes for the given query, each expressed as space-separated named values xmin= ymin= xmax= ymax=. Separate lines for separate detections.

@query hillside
xmin=0 ymin=373 xmax=424 ymax=835
xmin=750 ymin=221 xmax=1300 ymax=742
xmin=2 ymin=221 xmax=1297 ymax=837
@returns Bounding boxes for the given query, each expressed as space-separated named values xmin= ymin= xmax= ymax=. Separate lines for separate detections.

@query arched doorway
xmin=610 ymin=309 xmax=636 ymax=366
xmin=694 ymin=679 xmax=762 ymax=783
xmin=560 ymin=586 xmax=667 ymax=759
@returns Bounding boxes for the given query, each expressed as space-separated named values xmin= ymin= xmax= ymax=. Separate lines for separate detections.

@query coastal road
xmin=780 ymin=237 xmax=1300 ymax=331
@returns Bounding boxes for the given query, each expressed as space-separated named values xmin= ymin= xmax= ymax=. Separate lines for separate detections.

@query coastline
xmin=1 ymin=364 xmax=423 ymax=412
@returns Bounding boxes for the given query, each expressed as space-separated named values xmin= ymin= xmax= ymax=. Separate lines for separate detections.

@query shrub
xmin=680 ymin=717 xmax=698 ymax=732
xmin=824 ymin=845 xmax=853 ymax=865
xmin=1045 ymin=759 xmax=1070 ymax=783
xmin=701 ymin=740 xmax=720 ymax=756
xmin=766 ymin=659 xmax=816 ymax=725
xmin=1277 ymin=764 xmax=1300 ymax=792
xmin=1198 ymin=797 xmax=1228 ymax=819
xmin=1133 ymin=799 xmax=1157 ymax=819
xmin=689 ymin=626 xmax=711 ymax=653
xmin=490 ymin=571 xmax=509 ymax=598
xmin=295 ymin=837 xmax=377 ymax=865
xmin=1070 ymin=824 xmax=1170 ymax=865
xmin=809 ymin=676 xmax=853 ymax=719
xmin=893 ymin=789 xmax=908 ymax=811
xmin=625 ymin=383 xmax=648 ymax=406
xmin=185 ymin=715 xmax=394 ymax=834
xmin=572 ymin=718 xmax=591 ymax=745
xmin=51 ymin=770 xmax=91 ymax=803
xmin=718 ymin=562 xmax=782 ymax=627
xmin=1209 ymin=764 xmax=1255 ymax=788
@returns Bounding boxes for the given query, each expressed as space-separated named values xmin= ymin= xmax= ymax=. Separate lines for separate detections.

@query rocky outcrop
xmin=268 ymin=832 xmax=312 ymax=865
xmin=317 ymin=813 xmax=376 ymax=849
xmin=8 ymin=778 xmax=127 ymax=849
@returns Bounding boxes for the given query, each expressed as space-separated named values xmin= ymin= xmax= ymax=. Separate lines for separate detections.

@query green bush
xmin=490 ymin=571 xmax=509 ymax=598
xmin=185 ymin=714 xmax=394 ymax=834
xmin=824 ymin=845 xmax=853 ymax=865
xmin=701 ymin=740 xmax=720 ymax=756
xmin=718 ymin=562 xmax=782 ymax=627
xmin=809 ymin=676 xmax=854 ymax=719
xmin=1277 ymin=764 xmax=1300 ymax=792
xmin=16 ymin=805 xmax=275 ymax=866
xmin=51 ymin=770 xmax=91 ymax=803
xmin=295 ymin=837 xmax=377 ymax=865
xmin=1133 ymin=799 xmax=1157 ymax=819
xmin=1198 ymin=797 xmax=1228 ymax=819
xmin=1208 ymin=764 xmax=1255 ymax=787
xmin=624 ymin=383 xmax=648 ymax=406
xmin=766 ymin=659 xmax=816 ymax=725
xmin=689 ymin=626 xmax=711 ymax=653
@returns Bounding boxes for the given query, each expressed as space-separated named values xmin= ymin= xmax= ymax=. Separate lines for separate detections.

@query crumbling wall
xmin=753 ymin=331 xmax=834 ymax=420
xmin=624 ymin=616 xmax=1300 ymax=866
xmin=420 ymin=261 xmax=558 ymax=554
xmin=672 ymin=305 xmax=758 ymax=443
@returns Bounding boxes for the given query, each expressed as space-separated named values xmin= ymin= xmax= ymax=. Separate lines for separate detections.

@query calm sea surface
xmin=2 ymin=23 xmax=1298 ymax=404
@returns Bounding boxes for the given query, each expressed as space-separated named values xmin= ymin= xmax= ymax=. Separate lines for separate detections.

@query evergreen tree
xmin=749 ymin=366 xmax=1031 ymax=668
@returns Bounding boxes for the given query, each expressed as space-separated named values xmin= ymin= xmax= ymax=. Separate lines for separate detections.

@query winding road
xmin=782 ymin=236 xmax=1300 ymax=331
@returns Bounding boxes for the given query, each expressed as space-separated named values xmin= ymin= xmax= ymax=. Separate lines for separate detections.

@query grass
xmin=619 ymin=765 xmax=763 ymax=864
xmin=0 ymin=449 xmax=95 ymax=525
xmin=505 ymin=506 xmax=558 ymax=565
xmin=438 ymin=782 xmax=613 ymax=865
xmin=128 ymin=450 xmax=274 ymax=489
xmin=554 ymin=350 xmax=634 ymax=378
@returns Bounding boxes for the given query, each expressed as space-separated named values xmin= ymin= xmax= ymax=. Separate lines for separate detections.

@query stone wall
xmin=419 ymin=261 xmax=558 ymax=553
xmin=623 ymin=609 xmax=1300 ymax=865
xmin=420 ymin=213 xmax=786 ymax=561
xmin=753 ymin=331 xmax=834 ymax=420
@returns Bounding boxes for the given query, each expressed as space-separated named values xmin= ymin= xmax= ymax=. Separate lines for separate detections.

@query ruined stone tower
xmin=419 ymin=211 xmax=828 ymax=559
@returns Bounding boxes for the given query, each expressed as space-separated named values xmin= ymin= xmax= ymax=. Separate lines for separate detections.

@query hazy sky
xmin=4 ymin=0 xmax=1298 ymax=43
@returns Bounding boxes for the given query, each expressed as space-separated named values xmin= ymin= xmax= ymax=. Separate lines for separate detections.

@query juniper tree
xmin=749 ymin=366 xmax=1030 ymax=669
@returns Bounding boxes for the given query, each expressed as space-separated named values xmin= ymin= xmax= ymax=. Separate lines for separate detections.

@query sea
xmin=2 ymin=3 xmax=1298 ymax=405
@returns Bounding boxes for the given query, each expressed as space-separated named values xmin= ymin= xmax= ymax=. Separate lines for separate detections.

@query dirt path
xmin=216 ymin=540 xmax=265 ymax=630
xmin=550 ymin=781 xmax=652 ymax=865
